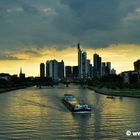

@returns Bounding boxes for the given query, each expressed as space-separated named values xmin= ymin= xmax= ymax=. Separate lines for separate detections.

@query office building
xmin=40 ymin=63 xmax=45 ymax=78
xmin=134 ymin=60 xmax=140 ymax=72
xmin=101 ymin=62 xmax=111 ymax=76
xmin=111 ymin=68 xmax=116 ymax=75
xmin=86 ymin=59 xmax=92 ymax=78
xmin=77 ymin=43 xmax=87 ymax=78
xmin=46 ymin=60 xmax=58 ymax=79
xmin=65 ymin=66 xmax=72 ymax=78
xmin=72 ymin=66 xmax=78 ymax=78
xmin=102 ymin=62 xmax=106 ymax=76
xmin=93 ymin=54 xmax=102 ymax=77
xmin=46 ymin=59 xmax=64 ymax=79
xmin=58 ymin=60 xmax=64 ymax=79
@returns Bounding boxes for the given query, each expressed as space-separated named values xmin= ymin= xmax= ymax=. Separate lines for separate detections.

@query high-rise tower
xmin=77 ymin=43 xmax=87 ymax=78
xmin=93 ymin=54 xmax=102 ymax=77
xmin=40 ymin=63 xmax=45 ymax=78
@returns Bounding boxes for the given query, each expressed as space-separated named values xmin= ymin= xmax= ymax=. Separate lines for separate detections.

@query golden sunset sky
xmin=0 ymin=43 xmax=139 ymax=76
xmin=0 ymin=0 xmax=140 ymax=76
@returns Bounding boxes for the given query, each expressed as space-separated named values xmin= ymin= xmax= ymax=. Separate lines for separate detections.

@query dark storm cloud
xmin=0 ymin=0 xmax=140 ymax=50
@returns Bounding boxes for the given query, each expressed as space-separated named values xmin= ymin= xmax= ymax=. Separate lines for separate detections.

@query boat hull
xmin=62 ymin=99 xmax=91 ymax=113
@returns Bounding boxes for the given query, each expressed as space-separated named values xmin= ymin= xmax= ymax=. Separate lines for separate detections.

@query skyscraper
xmin=93 ymin=54 xmax=102 ymax=77
xmin=105 ymin=62 xmax=111 ymax=75
xmin=77 ymin=43 xmax=87 ymax=78
xmin=78 ymin=43 xmax=82 ymax=78
xmin=72 ymin=66 xmax=78 ymax=78
xmin=46 ymin=60 xmax=64 ymax=79
xmin=40 ymin=63 xmax=45 ymax=78
xmin=82 ymin=52 xmax=87 ymax=78
xmin=86 ymin=59 xmax=92 ymax=78
xmin=101 ymin=62 xmax=111 ymax=76
xmin=46 ymin=60 xmax=58 ymax=79
xmin=58 ymin=60 xmax=64 ymax=79
xmin=101 ymin=62 xmax=106 ymax=76
xmin=65 ymin=66 xmax=72 ymax=78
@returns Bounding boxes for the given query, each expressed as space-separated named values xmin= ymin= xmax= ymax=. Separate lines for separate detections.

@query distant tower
xmin=77 ymin=43 xmax=87 ymax=78
xmin=20 ymin=67 xmax=22 ymax=74
xmin=40 ymin=63 xmax=45 ymax=78
xmin=58 ymin=60 xmax=64 ymax=79
xmin=46 ymin=60 xmax=58 ymax=79
xmin=19 ymin=67 xmax=25 ymax=79
xmin=72 ymin=66 xmax=78 ymax=78
xmin=111 ymin=68 xmax=116 ymax=75
xmin=78 ymin=43 xmax=82 ymax=78
xmin=86 ymin=59 xmax=91 ymax=78
xmin=93 ymin=54 xmax=102 ymax=77
xmin=65 ymin=66 xmax=72 ymax=78
xmin=134 ymin=60 xmax=140 ymax=72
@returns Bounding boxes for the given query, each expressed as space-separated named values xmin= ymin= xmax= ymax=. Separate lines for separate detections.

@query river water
xmin=0 ymin=84 xmax=140 ymax=140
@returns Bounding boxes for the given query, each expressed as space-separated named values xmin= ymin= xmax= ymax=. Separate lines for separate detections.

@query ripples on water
xmin=0 ymin=84 xmax=140 ymax=140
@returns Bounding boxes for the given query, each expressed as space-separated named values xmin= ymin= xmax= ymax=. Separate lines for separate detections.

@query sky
xmin=0 ymin=0 xmax=140 ymax=76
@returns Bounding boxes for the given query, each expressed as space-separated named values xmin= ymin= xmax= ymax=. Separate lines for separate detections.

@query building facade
xmin=46 ymin=60 xmax=58 ymax=79
xmin=58 ymin=60 xmax=64 ymax=79
xmin=72 ymin=66 xmax=78 ymax=78
xmin=101 ymin=62 xmax=111 ymax=76
xmin=86 ymin=59 xmax=92 ymax=78
xmin=77 ymin=43 xmax=88 ymax=78
xmin=134 ymin=60 xmax=140 ymax=72
xmin=111 ymin=68 xmax=116 ymax=75
xmin=65 ymin=66 xmax=72 ymax=78
xmin=93 ymin=54 xmax=102 ymax=77
xmin=40 ymin=63 xmax=45 ymax=78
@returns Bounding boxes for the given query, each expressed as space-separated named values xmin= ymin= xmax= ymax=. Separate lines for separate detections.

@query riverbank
xmin=88 ymin=86 xmax=140 ymax=98
xmin=0 ymin=85 xmax=33 ymax=94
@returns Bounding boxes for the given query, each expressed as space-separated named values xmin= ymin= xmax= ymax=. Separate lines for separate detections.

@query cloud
xmin=0 ymin=0 xmax=140 ymax=50
xmin=7 ymin=7 xmax=23 ymax=13
xmin=0 ymin=53 xmax=22 ymax=60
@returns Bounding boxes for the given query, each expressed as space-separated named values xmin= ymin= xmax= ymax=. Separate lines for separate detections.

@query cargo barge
xmin=62 ymin=94 xmax=91 ymax=113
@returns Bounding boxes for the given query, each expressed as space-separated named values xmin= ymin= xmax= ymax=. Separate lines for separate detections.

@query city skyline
xmin=0 ymin=44 xmax=140 ymax=76
xmin=42 ymin=43 xmax=114 ymax=79
xmin=0 ymin=0 xmax=140 ymax=76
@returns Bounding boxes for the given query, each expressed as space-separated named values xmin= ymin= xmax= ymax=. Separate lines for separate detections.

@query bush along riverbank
xmin=87 ymin=75 xmax=140 ymax=98
xmin=0 ymin=85 xmax=33 ymax=94
xmin=88 ymin=86 xmax=140 ymax=98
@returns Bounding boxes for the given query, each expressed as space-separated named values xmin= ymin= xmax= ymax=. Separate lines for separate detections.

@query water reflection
xmin=0 ymin=85 xmax=140 ymax=139
xmin=72 ymin=113 xmax=93 ymax=139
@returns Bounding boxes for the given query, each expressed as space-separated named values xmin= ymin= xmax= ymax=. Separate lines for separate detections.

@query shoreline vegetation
xmin=0 ymin=85 xmax=33 ymax=94
xmin=1 ymin=84 xmax=140 ymax=99
xmin=86 ymin=74 xmax=140 ymax=98
xmin=88 ymin=86 xmax=140 ymax=98
xmin=0 ymin=84 xmax=140 ymax=99
xmin=0 ymin=74 xmax=140 ymax=98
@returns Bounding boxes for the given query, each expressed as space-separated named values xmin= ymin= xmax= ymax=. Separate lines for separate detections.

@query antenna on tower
xmin=20 ymin=67 xmax=22 ymax=74
xmin=77 ymin=43 xmax=81 ymax=51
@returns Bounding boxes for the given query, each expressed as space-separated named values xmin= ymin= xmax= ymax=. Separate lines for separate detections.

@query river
xmin=0 ymin=84 xmax=140 ymax=140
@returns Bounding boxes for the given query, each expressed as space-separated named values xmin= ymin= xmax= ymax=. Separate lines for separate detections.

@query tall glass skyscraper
xmin=93 ymin=53 xmax=102 ymax=77
xmin=40 ymin=63 xmax=45 ymax=78
xmin=77 ymin=43 xmax=87 ymax=78
xmin=46 ymin=60 xmax=58 ymax=79
xmin=46 ymin=60 xmax=64 ymax=79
